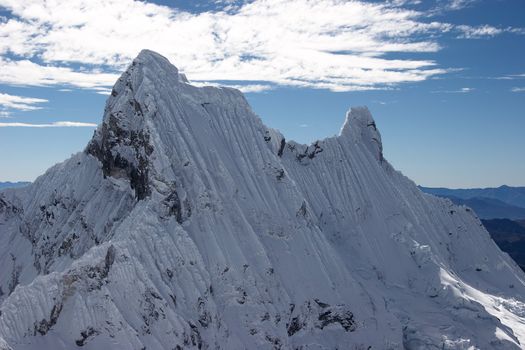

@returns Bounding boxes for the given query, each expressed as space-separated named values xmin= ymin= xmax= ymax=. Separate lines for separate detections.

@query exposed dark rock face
xmin=164 ymin=189 xmax=183 ymax=223
xmin=8 ymin=254 xmax=21 ymax=296
xmin=306 ymin=141 xmax=323 ymax=159
xmin=86 ymin=60 xmax=155 ymax=201
xmin=62 ymin=245 xmax=117 ymax=292
xmin=162 ymin=185 xmax=192 ymax=224
xmin=286 ymin=299 xmax=356 ymax=338
xmin=287 ymin=316 xmax=305 ymax=336
xmin=197 ymin=297 xmax=212 ymax=328
xmin=318 ymin=308 xmax=355 ymax=331
xmin=75 ymin=327 xmax=98 ymax=347
xmin=34 ymin=303 xmax=63 ymax=336
xmin=86 ymin=245 xmax=115 ymax=284
xmin=186 ymin=322 xmax=203 ymax=349
xmin=86 ymin=112 xmax=153 ymax=200
xmin=288 ymin=141 xmax=324 ymax=163
xmin=140 ymin=289 xmax=166 ymax=335
xmin=277 ymin=138 xmax=286 ymax=157
xmin=104 ymin=245 xmax=116 ymax=275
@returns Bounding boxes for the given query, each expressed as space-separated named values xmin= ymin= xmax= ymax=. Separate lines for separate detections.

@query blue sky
xmin=0 ymin=0 xmax=524 ymax=188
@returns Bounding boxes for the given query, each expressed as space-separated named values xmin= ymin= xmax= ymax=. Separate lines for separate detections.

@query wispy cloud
xmin=224 ymin=84 xmax=274 ymax=93
xmin=496 ymin=73 xmax=525 ymax=80
xmin=456 ymin=25 xmax=503 ymax=39
xmin=511 ymin=87 xmax=525 ymax=93
xmin=0 ymin=58 xmax=119 ymax=89
xmin=373 ymin=100 xmax=397 ymax=105
xmin=0 ymin=121 xmax=97 ymax=128
xmin=427 ymin=0 xmax=479 ymax=14
xmin=432 ymin=87 xmax=474 ymax=93
xmin=0 ymin=92 xmax=48 ymax=111
xmin=187 ymin=81 xmax=274 ymax=93
xmin=446 ymin=0 xmax=477 ymax=11
xmin=92 ymin=87 xmax=113 ymax=95
xmin=0 ymin=0 xmax=522 ymax=92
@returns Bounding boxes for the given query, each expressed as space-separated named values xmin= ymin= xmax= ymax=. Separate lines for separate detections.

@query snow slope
xmin=1 ymin=50 xmax=524 ymax=349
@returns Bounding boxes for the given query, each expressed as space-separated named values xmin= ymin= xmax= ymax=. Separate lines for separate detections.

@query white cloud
xmin=0 ymin=58 xmax=119 ymax=89
xmin=456 ymin=25 xmax=503 ymax=39
xmin=0 ymin=92 xmax=48 ymax=110
xmin=92 ymin=87 xmax=113 ymax=95
xmin=191 ymin=81 xmax=273 ymax=93
xmin=427 ymin=0 xmax=478 ymax=14
xmin=511 ymin=87 xmax=525 ymax=93
xmin=447 ymin=0 xmax=477 ymax=10
xmin=226 ymin=84 xmax=273 ymax=93
xmin=0 ymin=0 xmax=521 ymax=92
xmin=0 ymin=121 xmax=97 ymax=127
xmin=508 ymin=27 xmax=525 ymax=35
xmin=389 ymin=0 xmax=422 ymax=6
xmin=497 ymin=73 xmax=525 ymax=80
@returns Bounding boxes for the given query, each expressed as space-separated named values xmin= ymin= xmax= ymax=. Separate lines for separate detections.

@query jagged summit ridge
xmin=87 ymin=49 xmax=258 ymax=200
xmin=1 ymin=50 xmax=525 ymax=350
xmin=86 ymin=50 xmax=385 ymax=201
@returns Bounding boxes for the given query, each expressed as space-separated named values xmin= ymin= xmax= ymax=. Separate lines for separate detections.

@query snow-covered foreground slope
xmin=1 ymin=50 xmax=525 ymax=350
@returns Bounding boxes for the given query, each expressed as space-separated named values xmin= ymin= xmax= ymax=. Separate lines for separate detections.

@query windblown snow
xmin=1 ymin=50 xmax=524 ymax=350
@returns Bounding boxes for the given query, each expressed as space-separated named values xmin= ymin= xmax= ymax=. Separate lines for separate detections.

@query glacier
xmin=0 ymin=49 xmax=524 ymax=349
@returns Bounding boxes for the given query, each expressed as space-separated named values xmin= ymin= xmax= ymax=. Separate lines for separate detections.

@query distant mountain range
xmin=420 ymin=185 xmax=525 ymax=211
xmin=0 ymin=181 xmax=31 ymax=190
xmin=420 ymin=186 xmax=525 ymax=220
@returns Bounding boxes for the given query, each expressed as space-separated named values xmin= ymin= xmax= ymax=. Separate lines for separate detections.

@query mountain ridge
xmin=1 ymin=50 xmax=525 ymax=349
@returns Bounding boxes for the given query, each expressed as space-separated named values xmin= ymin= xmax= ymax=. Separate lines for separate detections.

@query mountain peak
xmin=132 ymin=49 xmax=182 ymax=78
xmin=86 ymin=49 xmax=250 ymax=200
xmin=135 ymin=49 xmax=171 ymax=63
xmin=85 ymin=51 xmax=171 ymax=199
xmin=340 ymin=106 xmax=383 ymax=161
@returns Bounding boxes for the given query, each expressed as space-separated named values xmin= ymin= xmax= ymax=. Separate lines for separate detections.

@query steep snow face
xmin=1 ymin=50 xmax=525 ymax=350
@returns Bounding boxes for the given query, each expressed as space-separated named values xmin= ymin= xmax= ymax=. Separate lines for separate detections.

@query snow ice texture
xmin=1 ymin=50 xmax=525 ymax=350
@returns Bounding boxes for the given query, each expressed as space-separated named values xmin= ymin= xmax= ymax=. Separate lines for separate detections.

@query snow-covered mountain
xmin=1 ymin=50 xmax=524 ymax=350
